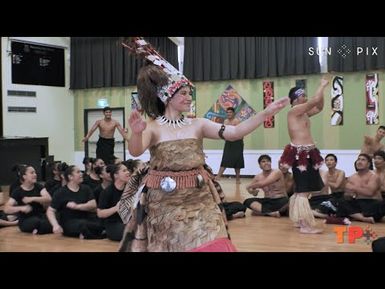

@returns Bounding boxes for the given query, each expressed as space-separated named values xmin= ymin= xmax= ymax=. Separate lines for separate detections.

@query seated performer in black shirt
xmin=4 ymin=165 xmax=52 ymax=234
xmin=97 ymin=163 xmax=131 ymax=241
xmin=46 ymin=165 xmax=105 ymax=239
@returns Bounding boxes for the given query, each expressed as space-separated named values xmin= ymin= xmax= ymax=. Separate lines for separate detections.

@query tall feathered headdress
xmin=122 ymin=37 xmax=194 ymax=104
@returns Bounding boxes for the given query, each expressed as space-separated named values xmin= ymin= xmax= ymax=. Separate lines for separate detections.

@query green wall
xmin=74 ymin=70 xmax=385 ymax=151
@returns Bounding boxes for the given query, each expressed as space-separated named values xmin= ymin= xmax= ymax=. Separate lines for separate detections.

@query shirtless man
xmin=83 ymin=107 xmax=128 ymax=164
xmin=279 ymin=161 xmax=294 ymax=197
xmin=361 ymin=126 xmax=385 ymax=158
xmin=243 ymin=154 xmax=288 ymax=218
xmin=280 ymin=75 xmax=330 ymax=233
xmin=325 ymin=153 xmax=345 ymax=198
xmin=216 ymin=107 xmax=244 ymax=184
xmin=373 ymin=150 xmax=385 ymax=199
xmin=339 ymin=154 xmax=384 ymax=223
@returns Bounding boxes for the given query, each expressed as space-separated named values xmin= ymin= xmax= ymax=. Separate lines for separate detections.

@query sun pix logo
xmin=334 ymin=225 xmax=378 ymax=244
xmin=308 ymin=44 xmax=379 ymax=59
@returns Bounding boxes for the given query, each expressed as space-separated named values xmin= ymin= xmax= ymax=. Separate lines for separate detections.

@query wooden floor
xmin=1 ymin=179 xmax=384 ymax=252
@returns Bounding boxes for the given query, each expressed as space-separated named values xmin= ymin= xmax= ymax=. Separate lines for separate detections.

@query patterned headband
xmin=290 ymin=88 xmax=305 ymax=104
xmin=122 ymin=37 xmax=194 ymax=104
xmin=294 ymin=88 xmax=305 ymax=97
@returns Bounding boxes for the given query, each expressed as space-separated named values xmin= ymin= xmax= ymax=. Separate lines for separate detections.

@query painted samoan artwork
xmin=331 ymin=76 xmax=343 ymax=126
xmin=263 ymin=81 xmax=274 ymax=128
xmin=204 ymin=85 xmax=256 ymax=124
xmin=365 ymin=73 xmax=379 ymax=125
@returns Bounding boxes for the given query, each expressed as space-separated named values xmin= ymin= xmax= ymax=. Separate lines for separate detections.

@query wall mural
xmin=365 ymin=73 xmax=379 ymax=125
xmin=331 ymin=76 xmax=344 ymax=126
xmin=204 ymin=85 xmax=256 ymax=123
xmin=263 ymin=81 xmax=274 ymax=128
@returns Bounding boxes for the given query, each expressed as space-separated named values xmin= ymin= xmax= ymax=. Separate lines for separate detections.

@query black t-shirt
xmin=98 ymin=184 xmax=123 ymax=223
xmin=93 ymin=184 xmax=107 ymax=205
xmin=82 ymin=175 xmax=102 ymax=191
xmin=11 ymin=183 xmax=45 ymax=219
xmin=9 ymin=180 xmax=21 ymax=195
xmin=50 ymin=184 xmax=95 ymax=225
xmin=45 ymin=179 xmax=62 ymax=197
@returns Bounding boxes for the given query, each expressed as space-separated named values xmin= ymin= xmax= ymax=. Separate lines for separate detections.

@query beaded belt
xmin=144 ymin=167 xmax=209 ymax=192
xmin=290 ymin=142 xmax=316 ymax=153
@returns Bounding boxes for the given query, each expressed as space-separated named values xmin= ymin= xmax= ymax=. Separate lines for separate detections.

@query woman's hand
xmin=66 ymin=201 xmax=78 ymax=209
xmin=22 ymin=196 xmax=34 ymax=204
xmin=21 ymin=205 xmax=33 ymax=214
xmin=129 ymin=110 xmax=147 ymax=134
xmin=53 ymin=225 xmax=63 ymax=234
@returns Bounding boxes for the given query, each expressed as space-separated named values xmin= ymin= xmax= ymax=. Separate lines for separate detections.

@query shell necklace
xmin=156 ymin=115 xmax=191 ymax=129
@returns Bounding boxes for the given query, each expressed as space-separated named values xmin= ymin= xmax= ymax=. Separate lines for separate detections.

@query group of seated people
xmin=2 ymin=151 xmax=385 ymax=244
xmin=241 ymin=152 xmax=385 ymax=224
xmin=0 ymin=157 xmax=145 ymax=242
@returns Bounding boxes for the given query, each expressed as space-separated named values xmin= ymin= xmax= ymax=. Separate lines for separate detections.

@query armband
xmin=218 ymin=124 xmax=226 ymax=140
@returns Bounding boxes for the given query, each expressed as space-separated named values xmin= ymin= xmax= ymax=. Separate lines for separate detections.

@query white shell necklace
xmin=156 ymin=115 xmax=191 ymax=129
